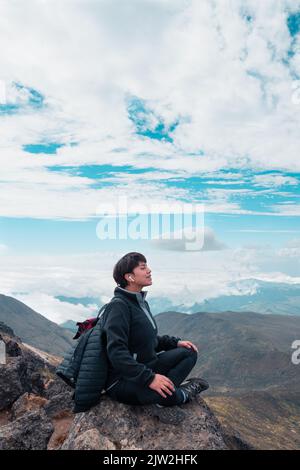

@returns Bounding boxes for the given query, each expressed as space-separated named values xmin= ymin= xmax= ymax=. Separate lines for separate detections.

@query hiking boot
xmin=180 ymin=377 xmax=209 ymax=402
xmin=150 ymin=404 xmax=186 ymax=425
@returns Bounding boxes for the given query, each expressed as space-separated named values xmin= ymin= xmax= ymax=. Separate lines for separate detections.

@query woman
xmin=103 ymin=252 xmax=209 ymax=424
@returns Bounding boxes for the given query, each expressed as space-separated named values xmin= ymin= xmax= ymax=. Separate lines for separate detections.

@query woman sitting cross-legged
xmin=102 ymin=252 xmax=209 ymax=425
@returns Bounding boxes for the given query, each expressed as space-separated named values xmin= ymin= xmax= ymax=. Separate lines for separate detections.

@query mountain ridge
xmin=0 ymin=294 xmax=74 ymax=355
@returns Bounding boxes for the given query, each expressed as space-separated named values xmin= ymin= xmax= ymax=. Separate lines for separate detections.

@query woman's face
xmin=130 ymin=261 xmax=152 ymax=287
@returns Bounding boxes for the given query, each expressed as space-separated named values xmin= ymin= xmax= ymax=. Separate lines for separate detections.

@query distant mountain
xmin=54 ymin=295 xmax=100 ymax=307
xmin=53 ymin=279 xmax=300 ymax=317
xmin=155 ymin=309 xmax=300 ymax=391
xmin=188 ymin=280 xmax=300 ymax=316
xmin=155 ymin=309 xmax=300 ymax=449
xmin=145 ymin=279 xmax=300 ymax=316
xmin=0 ymin=294 xmax=73 ymax=356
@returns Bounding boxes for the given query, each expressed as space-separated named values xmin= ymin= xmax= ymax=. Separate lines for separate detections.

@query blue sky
xmin=0 ymin=0 xmax=300 ymax=323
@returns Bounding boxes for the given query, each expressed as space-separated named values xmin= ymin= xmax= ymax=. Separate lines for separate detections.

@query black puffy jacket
xmin=72 ymin=308 xmax=110 ymax=413
xmin=103 ymin=286 xmax=181 ymax=391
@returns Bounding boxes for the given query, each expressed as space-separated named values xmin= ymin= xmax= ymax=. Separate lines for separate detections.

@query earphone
xmin=129 ymin=276 xmax=133 ymax=281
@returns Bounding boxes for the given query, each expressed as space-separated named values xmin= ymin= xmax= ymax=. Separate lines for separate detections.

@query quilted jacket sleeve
xmin=104 ymin=300 xmax=155 ymax=387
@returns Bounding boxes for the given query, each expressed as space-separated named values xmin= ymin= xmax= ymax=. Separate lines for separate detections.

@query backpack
xmin=55 ymin=302 xmax=109 ymax=388
xmin=55 ymin=295 xmax=130 ymax=413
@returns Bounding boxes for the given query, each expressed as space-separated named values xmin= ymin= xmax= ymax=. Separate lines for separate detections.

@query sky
xmin=0 ymin=0 xmax=300 ymax=323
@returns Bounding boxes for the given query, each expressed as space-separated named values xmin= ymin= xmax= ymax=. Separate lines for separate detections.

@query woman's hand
xmin=148 ymin=374 xmax=175 ymax=398
xmin=177 ymin=340 xmax=198 ymax=352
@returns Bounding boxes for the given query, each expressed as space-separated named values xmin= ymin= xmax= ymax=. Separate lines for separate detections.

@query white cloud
xmin=0 ymin=237 xmax=300 ymax=321
xmin=284 ymin=237 xmax=300 ymax=247
xmin=252 ymin=174 xmax=299 ymax=187
xmin=277 ymin=237 xmax=300 ymax=257
xmin=0 ymin=170 xmax=262 ymax=219
xmin=150 ymin=226 xmax=227 ymax=251
xmin=270 ymin=203 xmax=300 ymax=216
xmin=12 ymin=292 xmax=99 ymax=325
xmin=0 ymin=0 xmax=300 ymax=219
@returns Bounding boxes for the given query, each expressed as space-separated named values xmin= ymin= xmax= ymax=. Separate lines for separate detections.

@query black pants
xmin=106 ymin=347 xmax=198 ymax=407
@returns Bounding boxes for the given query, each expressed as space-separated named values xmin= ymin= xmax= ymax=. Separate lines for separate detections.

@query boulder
xmin=0 ymin=409 xmax=54 ymax=450
xmin=72 ymin=428 xmax=117 ymax=450
xmin=0 ymin=324 xmax=57 ymax=410
xmin=61 ymin=395 xmax=228 ymax=450
xmin=0 ymin=322 xmax=17 ymax=338
xmin=0 ymin=357 xmax=27 ymax=410
xmin=44 ymin=391 xmax=74 ymax=418
xmin=11 ymin=393 xmax=48 ymax=420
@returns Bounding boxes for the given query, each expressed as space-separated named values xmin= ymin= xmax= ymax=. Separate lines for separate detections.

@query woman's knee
xmin=187 ymin=348 xmax=198 ymax=364
xmin=179 ymin=346 xmax=198 ymax=360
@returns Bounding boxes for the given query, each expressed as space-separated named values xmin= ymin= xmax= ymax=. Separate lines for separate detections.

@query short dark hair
xmin=113 ymin=252 xmax=147 ymax=288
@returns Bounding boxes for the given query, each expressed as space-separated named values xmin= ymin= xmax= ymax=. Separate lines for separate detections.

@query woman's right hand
xmin=148 ymin=374 xmax=175 ymax=398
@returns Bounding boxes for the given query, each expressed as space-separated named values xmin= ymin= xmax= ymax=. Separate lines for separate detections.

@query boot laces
xmin=184 ymin=380 xmax=202 ymax=394
xmin=190 ymin=382 xmax=201 ymax=393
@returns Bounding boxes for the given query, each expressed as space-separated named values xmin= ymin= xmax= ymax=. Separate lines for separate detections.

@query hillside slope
xmin=0 ymin=294 xmax=73 ymax=355
xmin=155 ymin=310 xmax=300 ymax=449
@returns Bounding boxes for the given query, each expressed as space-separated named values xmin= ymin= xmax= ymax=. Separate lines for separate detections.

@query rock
xmin=0 ymin=324 xmax=76 ymax=450
xmin=72 ymin=428 xmax=117 ymax=450
xmin=0 ymin=322 xmax=17 ymax=338
xmin=30 ymin=371 xmax=46 ymax=395
xmin=44 ymin=391 xmax=74 ymax=418
xmin=0 ymin=409 xmax=54 ymax=450
xmin=43 ymin=377 xmax=74 ymax=418
xmin=11 ymin=393 xmax=48 ymax=420
xmin=3 ymin=339 xmax=22 ymax=357
xmin=45 ymin=378 xmax=72 ymax=400
xmin=0 ymin=409 xmax=11 ymax=426
xmin=0 ymin=357 xmax=27 ymax=410
xmin=0 ymin=326 xmax=57 ymax=410
xmin=47 ymin=410 xmax=74 ymax=450
xmin=61 ymin=395 xmax=228 ymax=450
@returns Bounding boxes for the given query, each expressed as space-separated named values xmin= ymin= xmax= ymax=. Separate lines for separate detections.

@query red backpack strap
xmin=73 ymin=318 xmax=98 ymax=339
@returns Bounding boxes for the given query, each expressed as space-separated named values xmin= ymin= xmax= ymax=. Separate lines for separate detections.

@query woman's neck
xmin=122 ymin=285 xmax=142 ymax=293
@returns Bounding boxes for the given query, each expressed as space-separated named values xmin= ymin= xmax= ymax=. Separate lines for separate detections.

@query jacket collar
xmin=114 ymin=286 xmax=148 ymax=305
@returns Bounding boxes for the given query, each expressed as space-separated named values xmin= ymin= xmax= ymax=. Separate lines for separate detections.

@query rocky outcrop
xmin=0 ymin=321 xmax=237 ymax=451
xmin=0 ymin=322 xmax=16 ymax=338
xmin=61 ymin=395 xmax=228 ymax=450
xmin=11 ymin=393 xmax=48 ymax=420
xmin=0 ymin=322 xmax=75 ymax=449
xmin=0 ymin=356 xmax=27 ymax=410
xmin=0 ymin=409 xmax=54 ymax=450
xmin=0 ymin=324 xmax=60 ymax=410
